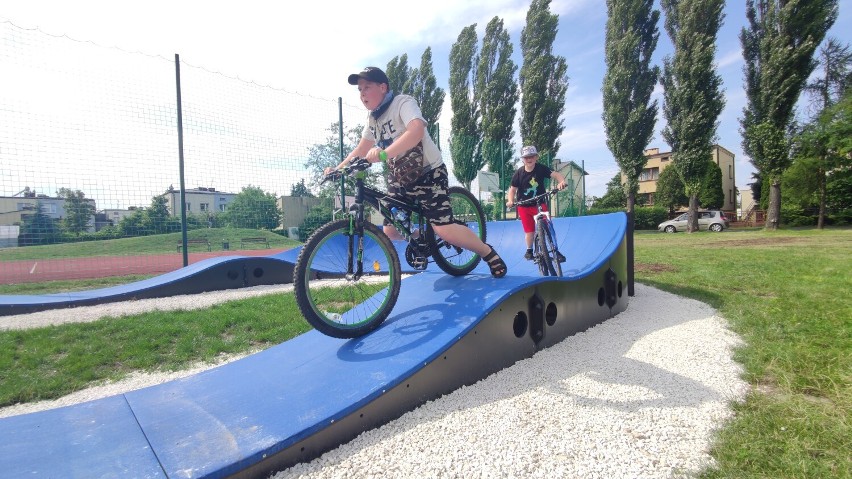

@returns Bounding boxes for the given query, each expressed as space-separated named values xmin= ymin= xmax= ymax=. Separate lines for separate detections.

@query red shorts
xmin=517 ymin=203 xmax=548 ymax=233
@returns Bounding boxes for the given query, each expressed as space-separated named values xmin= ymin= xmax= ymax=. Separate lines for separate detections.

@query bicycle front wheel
xmin=429 ymin=186 xmax=487 ymax=276
xmin=293 ymin=219 xmax=401 ymax=338
xmin=535 ymin=219 xmax=559 ymax=277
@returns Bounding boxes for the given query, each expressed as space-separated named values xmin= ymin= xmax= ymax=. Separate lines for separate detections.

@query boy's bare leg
xmin=431 ymin=223 xmax=491 ymax=256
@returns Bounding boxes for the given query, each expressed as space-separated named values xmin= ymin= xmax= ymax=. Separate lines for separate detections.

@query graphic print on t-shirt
xmin=523 ymin=178 xmax=539 ymax=198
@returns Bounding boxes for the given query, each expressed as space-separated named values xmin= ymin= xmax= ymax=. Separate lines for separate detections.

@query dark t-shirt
xmin=511 ymin=163 xmax=553 ymax=203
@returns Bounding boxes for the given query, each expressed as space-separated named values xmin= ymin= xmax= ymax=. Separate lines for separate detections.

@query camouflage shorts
xmin=385 ymin=164 xmax=454 ymax=226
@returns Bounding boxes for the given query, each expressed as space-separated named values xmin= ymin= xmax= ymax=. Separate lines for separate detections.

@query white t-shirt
xmin=362 ymin=94 xmax=443 ymax=171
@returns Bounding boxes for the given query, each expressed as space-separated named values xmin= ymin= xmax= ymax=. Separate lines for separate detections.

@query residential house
xmin=621 ymin=145 xmax=737 ymax=215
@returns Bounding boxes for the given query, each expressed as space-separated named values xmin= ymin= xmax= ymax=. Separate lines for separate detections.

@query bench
xmin=177 ymin=239 xmax=211 ymax=252
xmin=240 ymin=237 xmax=270 ymax=249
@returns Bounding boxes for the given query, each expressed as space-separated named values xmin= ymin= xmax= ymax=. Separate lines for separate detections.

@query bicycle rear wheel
xmin=293 ymin=219 xmax=401 ymax=338
xmin=429 ymin=186 xmax=487 ymax=276
xmin=535 ymin=219 xmax=559 ymax=277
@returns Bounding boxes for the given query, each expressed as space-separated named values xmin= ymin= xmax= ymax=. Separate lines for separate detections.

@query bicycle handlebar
xmin=321 ymin=157 xmax=373 ymax=184
xmin=511 ymin=188 xmax=561 ymax=208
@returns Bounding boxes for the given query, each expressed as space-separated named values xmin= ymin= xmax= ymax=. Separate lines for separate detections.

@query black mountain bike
xmin=293 ymin=157 xmax=487 ymax=338
xmin=514 ymin=189 xmax=564 ymax=277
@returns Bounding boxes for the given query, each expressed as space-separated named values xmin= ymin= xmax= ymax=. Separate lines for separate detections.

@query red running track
xmin=0 ymin=249 xmax=289 ymax=284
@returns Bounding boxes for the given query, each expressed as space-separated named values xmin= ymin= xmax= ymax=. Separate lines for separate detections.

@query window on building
xmin=219 ymin=204 xmax=227 ymax=212
xmin=661 ymin=156 xmax=670 ymax=162
xmin=200 ymin=203 xmax=210 ymax=212
xmin=185 ymin=203 xmax=191 ymax=212
xmin=639 ymin=167 xmax=659 ymax=182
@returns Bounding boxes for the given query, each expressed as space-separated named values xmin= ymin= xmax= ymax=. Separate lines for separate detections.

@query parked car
xmin=658 ymin=210 xmax=729 ymax=233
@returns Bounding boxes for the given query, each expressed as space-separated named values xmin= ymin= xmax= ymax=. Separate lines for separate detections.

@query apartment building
xmin=622 ymin=145 xmax=737 ymax=214
xmin=162 ymin=187 xmax=237 ymax=216
xmin=0 ymin=192 xmax=95 ymax=231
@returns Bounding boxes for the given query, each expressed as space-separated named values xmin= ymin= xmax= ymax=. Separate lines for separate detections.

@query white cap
xmin=521 ymin=145 xmax=538 ymax=158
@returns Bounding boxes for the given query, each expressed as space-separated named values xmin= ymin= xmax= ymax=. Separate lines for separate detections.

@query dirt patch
xmin=635 ymin=262 xmax=677 ymax=274
xmin=707 ymin=236 xmax=809 ymax=248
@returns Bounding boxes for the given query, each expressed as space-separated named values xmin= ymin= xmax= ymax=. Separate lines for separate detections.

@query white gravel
xmin=0 ymin=282 xmax=749 ymax=478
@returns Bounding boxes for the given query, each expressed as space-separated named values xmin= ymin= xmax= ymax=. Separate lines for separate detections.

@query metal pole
xmin=582 ymin=160 xmax=586 ymax=215
xmin=175 ymin=54 xmax=189 ymax=267
xmin=501 ymin=139 xmax=506 ymax=220
xmin=338 ymin=98 xmax=344 ymax=161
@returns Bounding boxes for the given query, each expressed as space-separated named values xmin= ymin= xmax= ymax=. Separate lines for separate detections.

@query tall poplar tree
xmin=602 ymin=0 xmax=660 ymax=214
xmin=519 ymin=0 xmax=568 ymax=160
xmin=449 ymin=24 xmax=483 ymax=189
xmin=740 ymin=0 xmax=837 ymax=230
xmin=385 ymin=54 xmax=412 ymax=94
xmin=476 ymin=16 xmax=518 ymax=212
xmin=660 ymin=0 xmax=725 ymax=232
xmin=408 ymin=47 xmax=446 ymax=135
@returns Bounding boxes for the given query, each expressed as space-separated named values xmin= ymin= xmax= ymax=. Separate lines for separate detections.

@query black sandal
xmin=483 ymin=245 xmax=507 ymax=278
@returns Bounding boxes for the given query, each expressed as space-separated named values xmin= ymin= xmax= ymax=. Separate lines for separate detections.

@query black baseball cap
xmin=347 ymin=67 xmax=389 ymax=85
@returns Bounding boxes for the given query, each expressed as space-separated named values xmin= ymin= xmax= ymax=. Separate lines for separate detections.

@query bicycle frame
xmin=515 ymin=189 xmax=562 ymax=276
xmin=331 ymin=162 xmax=429 ymax=277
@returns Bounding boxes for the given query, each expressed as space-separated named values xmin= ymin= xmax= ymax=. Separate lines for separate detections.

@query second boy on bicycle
xmin=506 ymin=145 xmax=567 ymax=262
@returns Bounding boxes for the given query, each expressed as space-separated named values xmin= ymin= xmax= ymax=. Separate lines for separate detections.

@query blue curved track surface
xmin=0 ymin=213 xmax=629 ymax=478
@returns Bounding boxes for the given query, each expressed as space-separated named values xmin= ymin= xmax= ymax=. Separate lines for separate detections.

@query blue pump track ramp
xmin=0 ymin=213 xmax=629 ymax=478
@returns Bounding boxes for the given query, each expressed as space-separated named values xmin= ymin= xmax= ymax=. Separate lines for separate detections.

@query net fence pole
xmin=175 ymin=53 xmax=189 ymax=267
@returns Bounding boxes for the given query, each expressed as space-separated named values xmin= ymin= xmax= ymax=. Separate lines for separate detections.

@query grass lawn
xmin=0 ymin=226 xmax=849 ymax=477
xmin=633 ymin=227 xmax=850 ymax=478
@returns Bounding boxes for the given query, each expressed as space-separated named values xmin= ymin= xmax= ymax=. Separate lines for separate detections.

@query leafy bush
xmin=586 ymin=206 xmax=668 ymax=230
xmin=780 ymin=205 xmax=816 ymax=227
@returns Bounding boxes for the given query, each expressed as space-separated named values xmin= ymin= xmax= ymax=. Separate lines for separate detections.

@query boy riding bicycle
xmin=505 ymin=145 xmax=567 ymax=262
xmin=325 ymin=67 xmax=506 ymax=278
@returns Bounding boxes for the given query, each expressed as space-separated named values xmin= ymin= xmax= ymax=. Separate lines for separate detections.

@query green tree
xmin=660 ymin=0 xmax=725 ymax=232
xmin=56 ymin=188 xmax=96 ymax=236
xmin=147 ymin=195 xmax=173 ymax=234
xmin=385 ymin=54 xmax=412 ymax=94
xmin=475 ymin=17 xmax=519 ymax=212
xmin=594 ymin=173 xmax=627 ymax=209
xmin=304 ymin=122 xmax=377 ymax=194
xmin=655 ymin=165 xmax=688 ymax=213
xmin=519 ymin=0 xmax=568 ymax=158
xmin=602 ymin=0 xmax=660 ymax=215
xmin=796 ymin=38 xmax=852 ymax=227
xmin=225 ymin=186 xmax=281 ymax=230
xmin=477 ymin=16 xmax=519 ymax=215
xmin=408 ymin=47 xmax=445 ymax=132
xmin=740 ymin=0 xmax=838 ymax=230
xmin=699 ymin=161 xmax=725 ymax=209
xmin=290 ymin=179 xmax=314 ymax=198
xmin=18 ymin=201 xmax=61 ymax=246
xmin=449 ymin=24 xmax=483 ymax=189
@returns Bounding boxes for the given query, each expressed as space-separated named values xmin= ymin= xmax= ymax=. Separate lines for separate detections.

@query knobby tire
xmin=293 ymin=219 xmax=401 ymax=338
xmin=428 ymin=186 xmax=487 ymax=276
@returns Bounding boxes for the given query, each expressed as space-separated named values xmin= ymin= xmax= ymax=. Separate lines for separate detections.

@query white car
xmin=658 ymin=210 xmax=730 ymax=233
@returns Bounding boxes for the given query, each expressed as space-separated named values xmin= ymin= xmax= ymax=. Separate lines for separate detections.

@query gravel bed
xmin=0 ymin=282 xmax=749 ymax=478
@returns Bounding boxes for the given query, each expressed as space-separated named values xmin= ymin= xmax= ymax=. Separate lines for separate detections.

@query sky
xmin=2 ymin=0 xmax=851 ymax=199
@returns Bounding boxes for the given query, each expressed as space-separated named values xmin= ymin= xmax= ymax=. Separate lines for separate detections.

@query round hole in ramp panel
xmin=227 ymin=270 xmax=240 ymax=281
xmin=597 ymin=287 xmax=605 ymax=307
xmin=545 ymin=302 xmax=557 ymax=326
xmin=253 ymin=267 xmax=264 ymax=278
xmin=618 ymin=281 xmax=623 ymax=298
xmin=513 ymin=312 xmax=528 ymax=338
